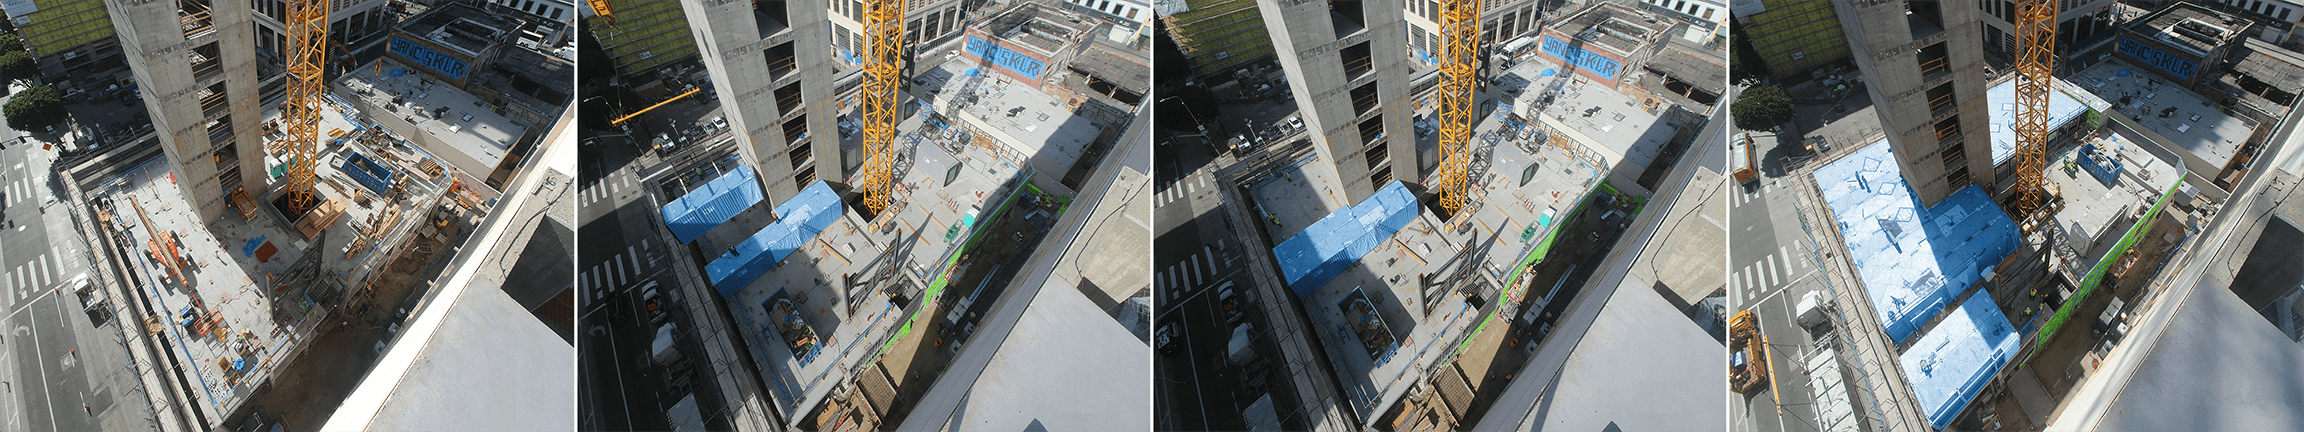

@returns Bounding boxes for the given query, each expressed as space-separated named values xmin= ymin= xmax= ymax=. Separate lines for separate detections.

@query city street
xmin=0 ymin=87 xmax=147 ymax=432
xmin=1153 ymin=122 xmax=1257 ymax=432
xmin=576 ymin=127 xmax=683 ymax=432
xmin=1728 ymin=82 xmax=1879 ymax=432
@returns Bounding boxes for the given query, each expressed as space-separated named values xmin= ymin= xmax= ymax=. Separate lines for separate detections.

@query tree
xmin=0 ymin=34 xmax=23 ymax=55
xmin=0 ymin=52 xmax=34 ymax=84
xmin=1732 ymin=86 xmax=1794 ymax=132
xmin=5 ymin=86 xmax=66 ymax=132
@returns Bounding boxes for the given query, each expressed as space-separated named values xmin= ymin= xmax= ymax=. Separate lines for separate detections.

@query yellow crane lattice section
xmin=2011 ymin=0 xmax=2057 ymax=218
xmin=852 ymin=0 xmax=909 ymax=215
xmin=589 ymin=0 xmax=616 ymax=26
xmin=1428 ymin=0 xmax=1485 ymax=215
xmin=279 ymin=0 xmax=332 ymax=212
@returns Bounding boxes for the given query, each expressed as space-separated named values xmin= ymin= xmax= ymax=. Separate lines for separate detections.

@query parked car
xmin=1156 ymin=324 xmax=1179 ymax=356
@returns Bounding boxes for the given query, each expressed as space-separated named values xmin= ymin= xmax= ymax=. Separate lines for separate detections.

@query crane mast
xmin=280 ymin=0 xmax=331 ymax=213
xmin=852 ymin=0 xmax=909 ymax=215
xmin=2011 ymin=0 xmax=2057 ymax=218
xmin=1428 ymin=0 xmax=1484 ymax=215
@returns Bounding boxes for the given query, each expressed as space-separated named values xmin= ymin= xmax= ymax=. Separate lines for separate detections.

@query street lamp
xmin=1158 ymin=96 xmax=1211 ymax=137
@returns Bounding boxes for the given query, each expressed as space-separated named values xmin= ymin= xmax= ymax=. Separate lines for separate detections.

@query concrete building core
xmin=1832 ymin=0 xmax=1994 ymax=208
xmin=105 ymin=0 xmax=395 ymax=222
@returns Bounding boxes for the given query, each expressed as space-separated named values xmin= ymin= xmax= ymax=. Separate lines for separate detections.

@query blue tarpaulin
xmin=1901 ymin=292 xmax=2018 ymax=429
xmin=706 ymin=181 xmax=843 ymax=298
xmin=1272 ymin=181 xmax=1420 ymax=298
xmin=341 ymin=153 xmax=396 ymax=195
xmin=661 ymin=166 xmax=766 ymax=244
xmin=1814 ymin=140 xmax=2020 ymax=343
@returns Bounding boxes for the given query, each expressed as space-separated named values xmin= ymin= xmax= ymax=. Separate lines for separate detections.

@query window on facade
xmin=1342 ymin=42 xmax=1373 ymax=79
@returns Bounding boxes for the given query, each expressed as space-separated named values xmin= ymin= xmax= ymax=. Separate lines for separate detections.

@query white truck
xmin=652 ymin=323 xmax=681 ymax=365
xmin=1796 ymin=291 xmax=1830 ymax=328
xmin=1227 ymin=323 xmax=1256 ymax=366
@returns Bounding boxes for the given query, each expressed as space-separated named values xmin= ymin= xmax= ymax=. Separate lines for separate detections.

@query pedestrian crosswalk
xmin=1732 ymin=245 xmax=1806 ymax=296
xmin=5 ymin=177 xmax=38 ymax=206
xmin=580 ymin=172 xmax=637 ymax=207
xmin=1156 ymin=172 xmax=1213 ymax=207
xmin=1731 ymin=181 xmax=1772 ymax=207
xmin=1156 ymin=243 xmax=1230 ymax=300
xmin=582 ymin=245 xmax=657 ymax=301
xmin=10 ymin=252 xmax=54 ymax=299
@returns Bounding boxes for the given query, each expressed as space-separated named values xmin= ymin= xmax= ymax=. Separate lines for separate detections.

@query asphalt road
xmin=0 ymin=92 xmax=133 ymax=431
xmin=577 ymin=128 xmax=683 ymax=432
xmin=1729 ymin=84 xmax=1851 ymax=432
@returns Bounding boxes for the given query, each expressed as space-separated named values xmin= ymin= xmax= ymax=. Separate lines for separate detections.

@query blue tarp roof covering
xmin=1989 ymin=78 xmax=2089 ymax=165
xmin=1900 ymin=292 xmax=2018 ymax=429
xmin=1273 ymin=181 xmax=1420 ymax=298
xmin=705 ymin=181 xmax=842 ymax=298
xmin=1814 ymin=140 xmax=2020 ymax=343
xmin=662 ymin=166 xmax=766 ymax=244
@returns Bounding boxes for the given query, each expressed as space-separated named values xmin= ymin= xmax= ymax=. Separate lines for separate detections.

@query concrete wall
xmin=1259 ymin=0 xmax=1420 ymax=207
xmin=109 ymin=0 xmax=269 ymax=223
xmin=1834 ymin=0 xmax=1993 ymax=208
xmin=683 ymin=0 xmax=846 ymax=205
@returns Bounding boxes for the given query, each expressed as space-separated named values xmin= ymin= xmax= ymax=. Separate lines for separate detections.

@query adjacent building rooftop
xmin=1548 ymin=2 xmax=1668 ymax=55
xmin=919 ymin=58 xmax=1110 ymax=192
xmin=337 ymin=57 xmax=528 ymax=182
xmin=2071 ymin=58 xmax=2258 ymax=169
xmin=2132 ymin=2 xmax=2250 ymax=57
xmin=399 ymin=2 xmax=518 ymax=56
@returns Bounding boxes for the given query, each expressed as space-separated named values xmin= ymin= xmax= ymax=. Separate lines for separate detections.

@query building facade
xmin=1833 ymin=0 xmax=1995 ymax=207
xmin=1735 ymin=0 xmax=1851 ymax=80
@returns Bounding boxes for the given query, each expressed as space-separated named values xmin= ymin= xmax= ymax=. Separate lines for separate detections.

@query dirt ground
xmin=224 ymin=219 xmax=464 ymax=430
xmin=2000 ymin=213 xmax=2187 ymax=426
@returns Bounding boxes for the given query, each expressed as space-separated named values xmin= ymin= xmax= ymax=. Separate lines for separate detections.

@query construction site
xmin=40 ymin=0 xmax=575 ymax=428
xmin=577 ymin=0 xmax=1151 ymax=428
xmin=1729 ymin=1 xmax=2304 ymax=431
xmin=1166 ymin=0 xmax=1721 ymax=430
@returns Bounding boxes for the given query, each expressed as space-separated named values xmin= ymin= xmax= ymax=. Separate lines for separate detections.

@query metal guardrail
xmin=1787 ymin=167 xmax=1931 ymax=432
xmin=1213 ymin=162 xmax=1359 ymax=432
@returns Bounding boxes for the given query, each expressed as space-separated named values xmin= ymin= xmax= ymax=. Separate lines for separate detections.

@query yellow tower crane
xmin=1427 ymin=0 xmax=1485 ymax=215
xmin=279 ymin=0 xmax=332 ymax=213
xmin=589 ymin=0 xmax=617 ymax=27
xmin=851 ymin=0 xmax=909 ymax=215
xmin=611 ymin=88 xmax=703 ymax=125
xmin=2011 ymin=0 xmax=2057 ymax=218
